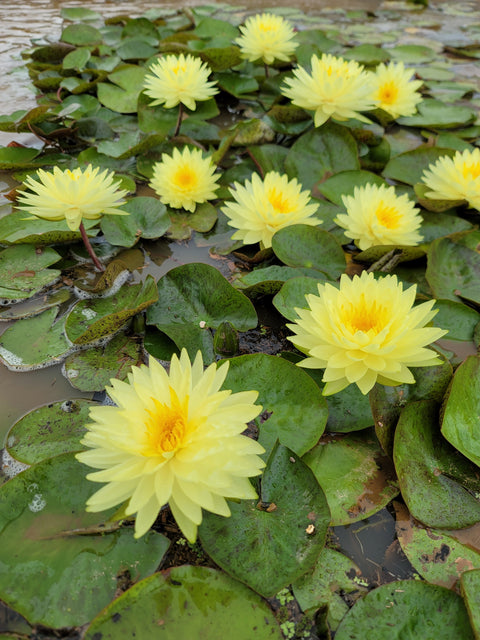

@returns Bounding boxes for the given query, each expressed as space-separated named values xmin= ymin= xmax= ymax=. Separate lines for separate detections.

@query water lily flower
xmin=336 ymin=183 xmax=423 ymax=250
xmin=16 ymin=164 xmax=128 ymax=232
xmin=371 ymin=61 xmax=423 ymax=119
xmin=287 ymin=271 xmax=447 ymax=396
xmin=235 ymin=12 xmax=298 ymax=65
xmin=149 ymin=146 xmax=220 ymax=213
xmin=143 ymin=53 xmax=218 ymax=111
xmin=281 ymin=53 xmax=376 ymax=127
xmin=421 ymin=148 xmax=480 ymax=211
xmin=222 ymin=171 xmax=321 ymax=248
xmin=76 ymin=349 xmax=265 ymax=542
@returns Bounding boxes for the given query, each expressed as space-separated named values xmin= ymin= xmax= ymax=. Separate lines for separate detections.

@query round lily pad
xmin=84 ymin=566 xmax=282 ymax=640
xmin=0 ymin=245 xmax=61 ymax=303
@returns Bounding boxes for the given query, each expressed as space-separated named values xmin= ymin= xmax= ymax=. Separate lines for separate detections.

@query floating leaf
xmin=432 ymin=300 xmax=480 ymax=343
xmin=382 ymin=146 xmax=456 ymax=186
xmin=62 ymin=47 xmax=91 ymax=70
xmin=318 ymin=169 xmax=386 ymax=205
xmin=0 ymin=209 xmax=99 ymax=245
xmin=395 ymin=502 xmax=480 ymax=589
xmin=389 ymin=44 xmax=437 ymax=63
xmin=65 ymin=276 xmax=158 ymax=345
xmin=272 ymin=225 xmax=346 ymax=280
xmin=0 ymin=453 xmax=169 ymax=628
xmin=420 ymin=208 xmax=473 ymax=240
xmin=167 ymin=202 xmax=218 ymax=240
xmin=200 ymin=443 xmax=330 ymax=597
xmin=97 ymin=64 xmax=147 ymax=113
xmin=0 ymin=288 xmax=71 ymax=321
xmin=100 ymin=197 xmax=170 ymax=247
xmin=84 ymin=566 xmax=282 ymax=640
xmin=461 ymin=570 xmax=480 ymax=638
xmin=303 ymin=428 xmax=399 ymax=525
xmin=61 ymin=23 xmax=102 ymax=46
xmin=441 ymin=356 xmax=480 ymax=468
xmin=393 ymin=400 xmax=480 ymax=529
xmin=334 ymin=580 xmax=474 ymax=640
xmin=0 ymin=146 xmax=39 ymax=168
xmin=397 ymin=98 xmax=476 ymax=129
xmin=146 ymin=264 xmax=257 ymax=363
xmin=6 ymin=399 xmax=95 ymax=464
xmin=0 ymin=245 xmax=61 ymax=303
xmin=224 ymin=353 xmax=327 ymax=458
xmin=273 ymin=276 xmax=327 ymax=321
xmin=63 ymin=332 xmax=144 ymax=392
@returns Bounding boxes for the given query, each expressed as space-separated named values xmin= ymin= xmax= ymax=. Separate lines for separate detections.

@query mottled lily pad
xmin=0 ymin=245 xmax=61 ymax=302
xmin=318 ymin=169 xmax=386 ymax=205
xmin=84 ymin=566 xmax=282 ymax=640
xmin=461 ymin=570 xmax=480 ymax=638
xmin=273 ymin=276 xmax=328 ymax=321
xmin=0 ymin=209 xmax=99 ymax=245
xmin=382 ymin=146 xmax=456 ymax=186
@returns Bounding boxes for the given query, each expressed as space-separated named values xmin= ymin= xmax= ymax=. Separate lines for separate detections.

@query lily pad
xmin=63 ymin=332 xmax=144 ymax=392
xmin=0 ymin=209 xmax=99 ymax=245
xmin=6 ymin=399 xmax=95 ymax=464
xmin=0 ymin=453 xmax=169 ymax=628
xmin=461 ymin=570 xmax=480 ymax=639
xmin=223 ymin=353 xmax=328 ymax=458
xmin=100 ymin=196 xmax=170 ymax=247
xmin=303 ymin=428 xmax=399 ymax=525
xmin=61 ymin=23 xmax=102 ymax=46
xmin=317 ymin=169 xmax=386 ymax=205
xmin=199 ymin=444 xmax=330 ymax=597
xmin=0 ymin=288 xmax=71 ymax=321
xmin=272 ymin=225 xmax=346 ymax=280
xmin=273 ymin=276 xmax=328 ymax=321
xmin=382 ymin=146 xmax=456 ymax=186
xmin=393 ymin=400 xmax=480 ymax=529
xmin=441 ymin=356 xmax=480 ymax=468
xmin=0 ymin=308 xmax=72 ymax=370
xmin=0 ymin=245 xmax=61 ymax=303
xmin=395 ymin=502 xmax=480 ymax=589
xmin=167 ymin=202 xmax=218 ymax=240
xmin=235 ymin=266 xmax=317 ymax=298
xmin=432 ymin=300 xmax=480 ymax=343
xmin=65 ymin=275 xmax=158 ymax=345
xmin=334 ymin=580 xmax=474 ymax=640
xmin=397 ymin=99 xmax=476 ymax=129
xmin=84 ymin=566 xmax=282 ymax=640
xmin=146 ymin=263 xmax=257 ymax=363
xmin=97 ymin=64 xmax=147 ymax=113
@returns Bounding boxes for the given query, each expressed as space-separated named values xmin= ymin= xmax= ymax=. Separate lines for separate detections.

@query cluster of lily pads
xmin=1 ymin=2 xmax=480 ymax=639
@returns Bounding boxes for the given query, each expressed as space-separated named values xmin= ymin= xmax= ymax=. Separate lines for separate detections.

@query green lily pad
xmin=426 ymin=233 xmax=480 ymax=305
xmin=0 ymin=245 xmax=61 ymax=302
xmin=199 ymin=444 xmax=330 ymax=598
xmin=146 ymin=263 xmax=257 ymax=363
xmin=393 ymin=400 xmax=480 ymax=529
xmin=432 ymin=300 xmax=480 ymax=343
xmin=167 ymin=202 xmax=218 ymax=240
xmin=60 ymin=7 xmax=102 ymax=21
xmin=461 ymin=570 xmax=480 ymax=638
xmin=223 ymin=353 xmax=327 ymax=458
xmin=63 ymin=332 xmax=144 ymax=392
xmin=0 ymin=453 xmax=169 ymax=628
xmin=397 ymin=99 xmax=476 ymax=129
xmin=97 ymin=64 xmax=147 ymax=113
xmin=65 ymin=275 xmax=158 ymax=345
xmin=354 ymin=245 xmax=426 ymax=264
xmin=273 ymin=276 xmax=328 ymax=322
xmin=389 ymin=44 xmax=437 ymax=63
xmin=84 ymin=566 xmax=282 ymax=640
xmin=61 ymin=23 xmax=102 ymax=46
xmin=62 ymin=47 xmax=91 ymax=70
xmin=303 ymin=428 xmax=399 ymax=525
xmin=382 ymin=146 xmax=456 ymax=186
xmin=6 ymin=399 xmax=95 ymax=464
xmin=441 ymin=356 xmax=480 ymax=468
xmin=272 ymin=225 xmax=346 ymax=280
xmin=0 ymin=308 xmax=72 ymax=370
xmin=0 ymin=146 xmax=39 ymax=168
xmin=0 ymin=209 xmax=99 ymax=245
xmin=285 ymin=122 xmax=359 ymax=191
xmin=292 ymin=547 xmax=366 ymax=631
xmin=100 ymin=197 xmax=170 ymax=247
xmin=370 ymin=356 xmax=453 ymax=457
xmin=0 ymin=288 xmax=71 ymax=321
xmin=318 ymin=169 xmax=386 ymax=205
xmin=395 ymin=502 xmax=480 ymax=589
xmin=334 ymin=580 xmax=474 ymax=640
xmin=216 ymin=71 xmax=259 ymax=97
xmin=420 ymin=209 xmax=473 ymax=241
xmin=236 ymin=266 xmax=319 ymax=298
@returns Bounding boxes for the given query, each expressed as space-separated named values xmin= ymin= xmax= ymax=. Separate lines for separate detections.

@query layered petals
xmin=235 ymin=13 xmax=298 ymax=65
xmin=422 ymin=148 xmax=480 ymax=211
xmin=371 ymin=61 xmax=423 ymax=119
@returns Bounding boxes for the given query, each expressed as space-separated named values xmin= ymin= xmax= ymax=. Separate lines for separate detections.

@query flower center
xmin=174 ymin=167 xmax=198 ymax=190
xmin=462 ymin=161 xmax=480 ymax=180
xmin=378 ymin=81 xmax=398 ymax=105
xmin=267 ymin=188 xmax=292 ymax=214
xmin=259 ymin=22 xmax=275 ymax=32
xmin=144 ymin=390 xmax=187 ymax=456
xmin=341 ymin=295 xmax=388 ymax=335
xmin=375 ymin=201 xmax=401 ymax=229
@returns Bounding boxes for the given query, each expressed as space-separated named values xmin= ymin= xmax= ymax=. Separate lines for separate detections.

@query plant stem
xmin=264 ymin=63 xmax=269 ymax=78
xmin=79 ymin=222 xmax=105 ymax=272
xmin=174 ymin=103 xmax=184 ymax=137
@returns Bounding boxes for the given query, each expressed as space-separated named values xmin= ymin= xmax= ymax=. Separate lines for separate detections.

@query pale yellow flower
xmin=422 ymin=148 xmax=480 ymax=211
xmin=336 ymin=183 xmax=423 ymax=250
xmin=16 ymin=165 xmax=128 ymax=231
xmin=287 ymin=271 xmax=447 ymax=395
xmin=235 ymin=13 xmax=298 ymax=65
xmin=76 ymin=349 xmax=265 ymax=542
xmin=222 ymin=171 xmax=321 ymax=248
xmin=371 ymin=61 xmax=423 ymax=119
xmin=149 ymin=147 xmax=220 ymax=212
xmin=281 ymin=54 xmax=376 ymax=127
xmin=143 ymin=53 xmax=218 ymax=111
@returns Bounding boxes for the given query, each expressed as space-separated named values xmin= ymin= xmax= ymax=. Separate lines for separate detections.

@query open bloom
xmin=143 ymin=54 xmax=218 ymax=111
xmin=235 ymin=13 xmax=298 ymax=65
xmin=76 ymin=349 xmax=265 ymax=542
xmin=371 ymin=61 xmax=423 ymax=119
xmin=16 ymin=165 xmax=128 ymax=231
xmin=336 ymin=183 xmax=423 ymax=250
xmin=287 ymin=271 xmax=447 ymax=395
xmin=149 ymin=147 xmax=220 ymax=212
xmin=222 ymin=171 xmax=321 ymax=248
xmin=421 ymin=148 xmax=480 ymax=211
xmin=281 ymin=54 xmax=376 ymax=127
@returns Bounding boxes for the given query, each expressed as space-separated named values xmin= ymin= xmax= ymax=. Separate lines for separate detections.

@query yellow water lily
xmin=371 ymin=61 xmax=423 ymax=119
xmin=422 ymin=148 xmax=480 ymax=211
xmin=235 ymin=12 xmax=298 ymax=65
